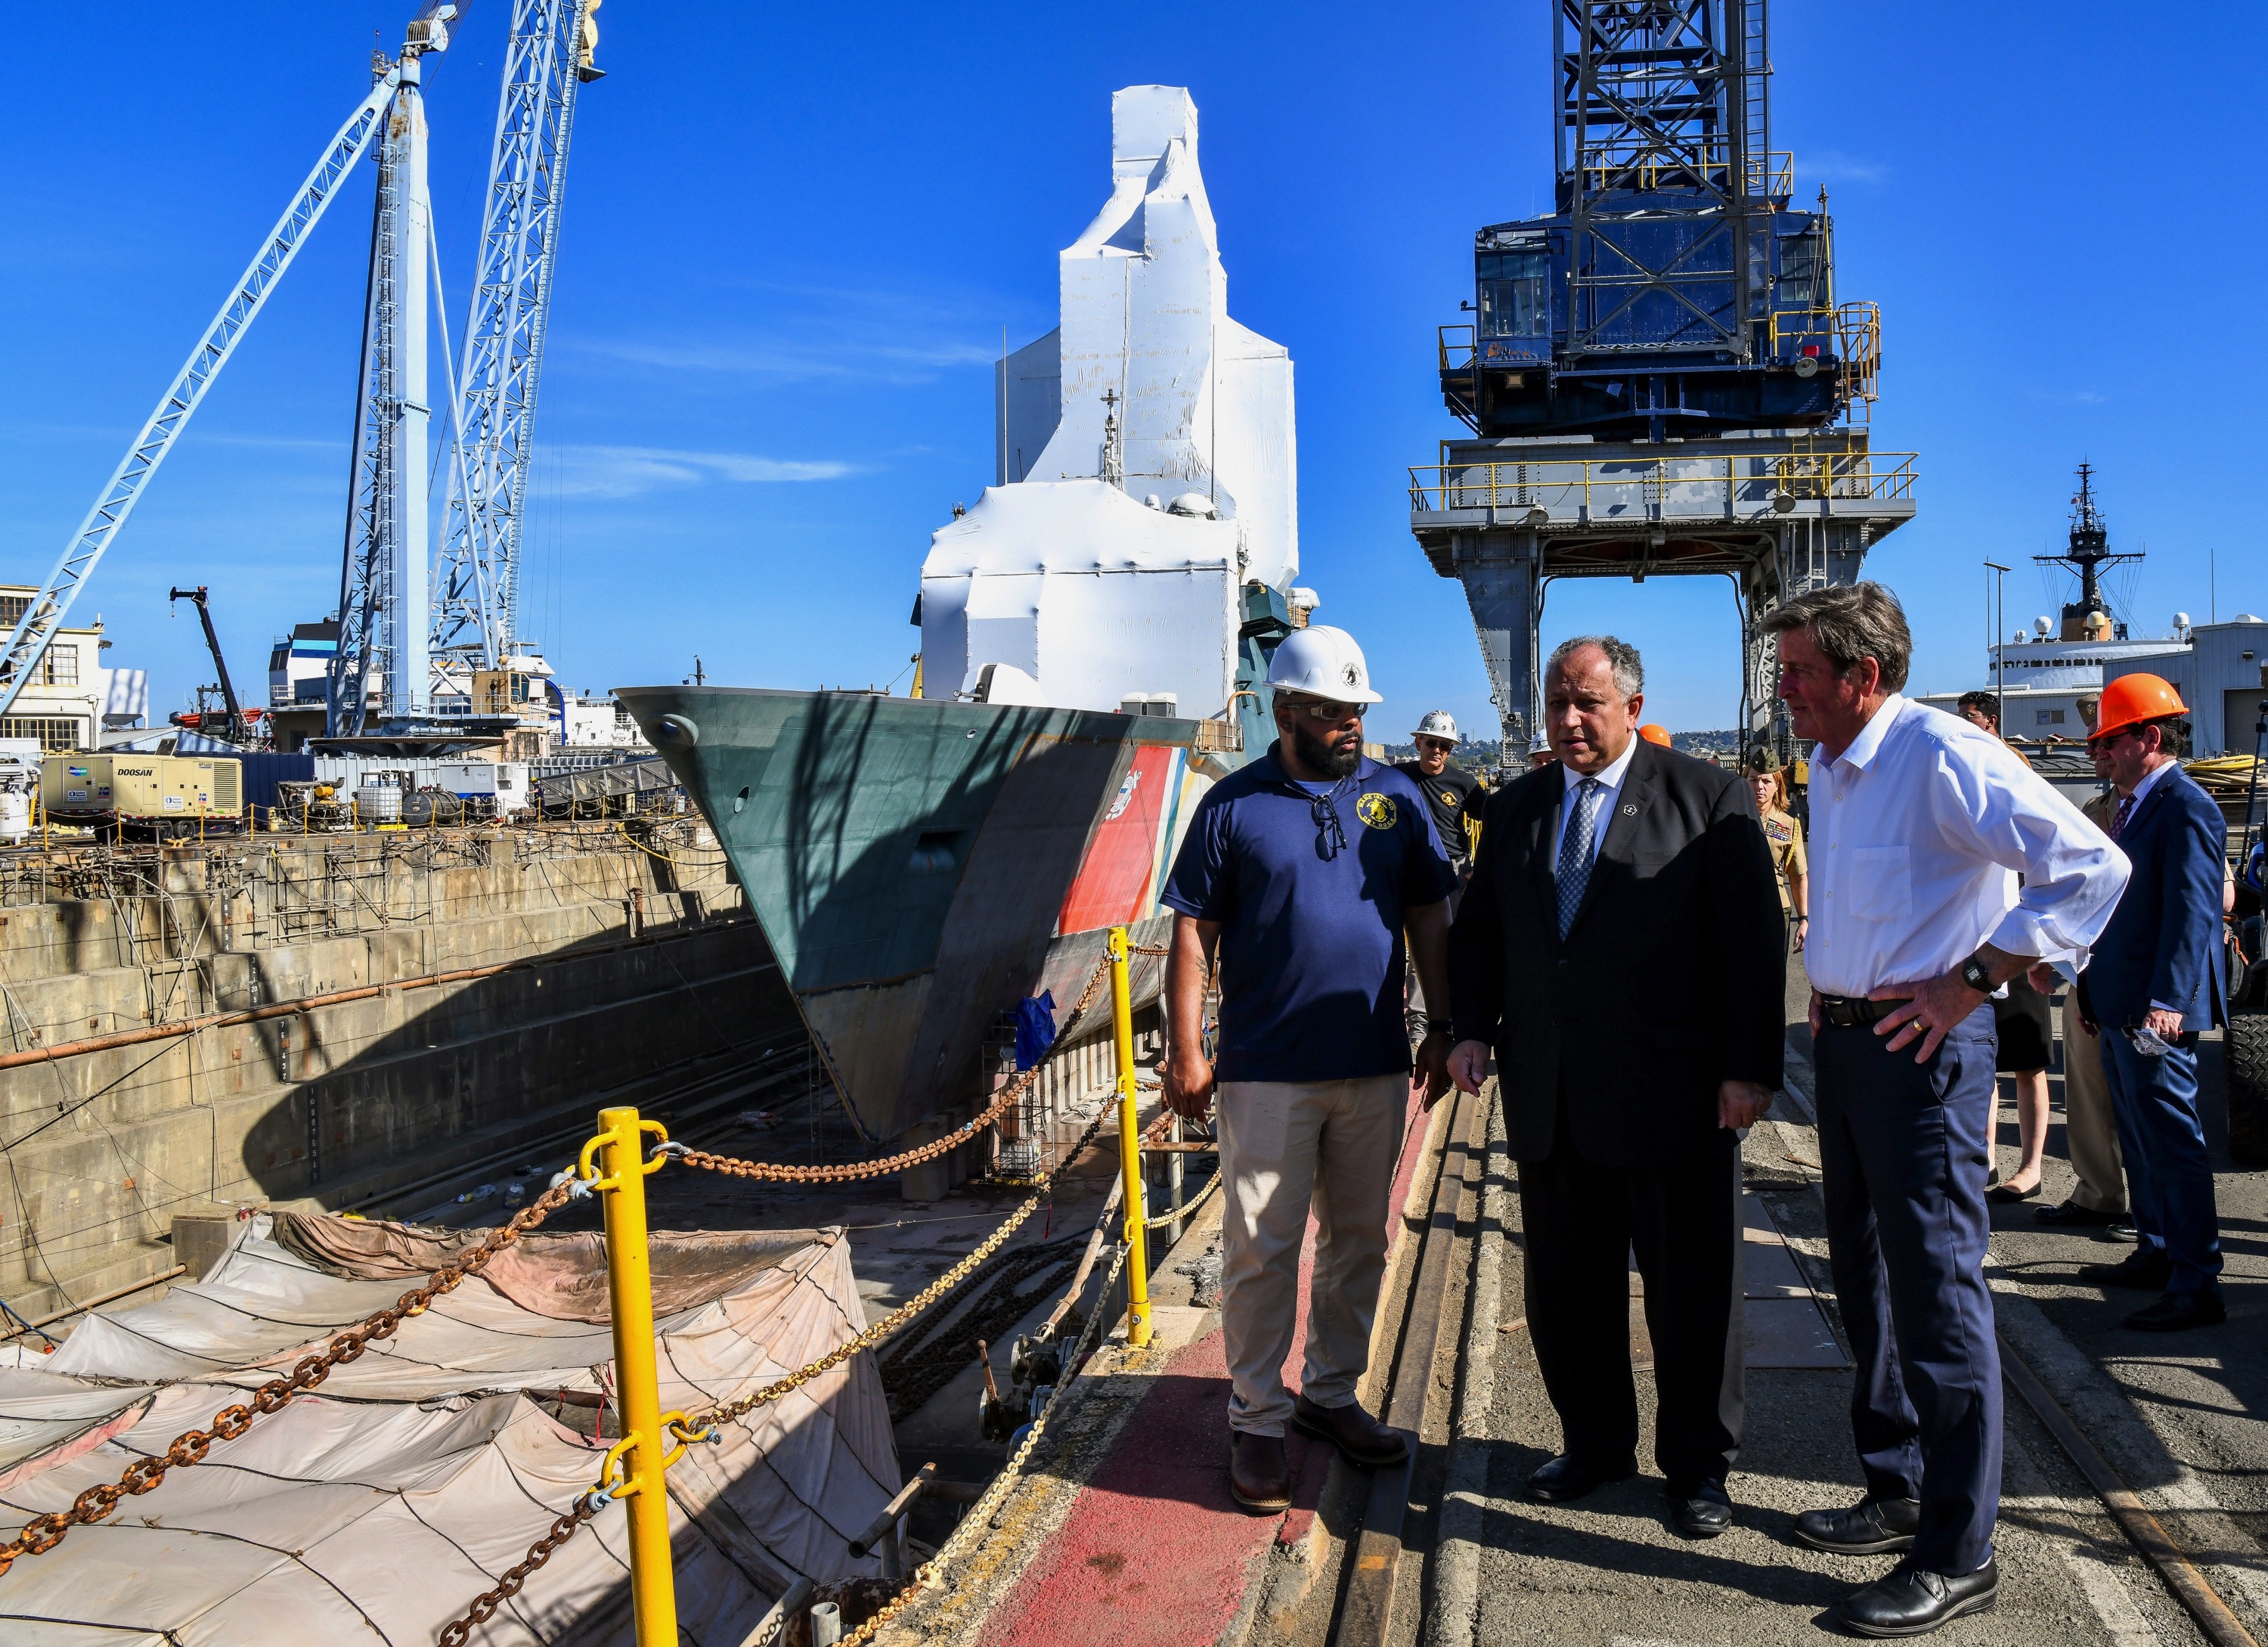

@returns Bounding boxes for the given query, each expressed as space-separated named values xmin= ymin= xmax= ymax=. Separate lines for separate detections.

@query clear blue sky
xmin=5 ymin=3 xmax=2263 ymax=735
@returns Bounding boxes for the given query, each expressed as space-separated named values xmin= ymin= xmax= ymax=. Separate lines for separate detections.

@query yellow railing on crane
xmin=1408 ymin=444 xmax=1919 ymax=515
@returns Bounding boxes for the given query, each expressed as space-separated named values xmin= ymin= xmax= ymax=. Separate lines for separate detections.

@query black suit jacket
xmin=1448 ymin=740 xmax=1785 ymax=1170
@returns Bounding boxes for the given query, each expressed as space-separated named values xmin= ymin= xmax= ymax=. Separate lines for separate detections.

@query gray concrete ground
xmin=1408 ymin=947 xmax=2265 ymax=1646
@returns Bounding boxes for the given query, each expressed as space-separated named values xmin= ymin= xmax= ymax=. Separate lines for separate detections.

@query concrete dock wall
xmin=0 ymin=824 xmax=805 ymax=1324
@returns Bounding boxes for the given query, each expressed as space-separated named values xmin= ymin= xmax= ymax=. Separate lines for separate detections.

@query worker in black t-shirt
xmin=1396 ymin=711 xmax=1486 ymax=870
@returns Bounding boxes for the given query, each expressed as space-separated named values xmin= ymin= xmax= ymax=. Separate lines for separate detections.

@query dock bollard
xmin=587 ymin=1105 xmax=679 ymax=1643
xmin=1107 ymin=927 xmax=1152 ymax=1348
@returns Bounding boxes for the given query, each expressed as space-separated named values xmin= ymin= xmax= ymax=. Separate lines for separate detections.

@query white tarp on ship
xmin=0 ymin=1214 xmax=899 ymax=1645
xmin=922 ymin=85 xmax=1297 ymax=718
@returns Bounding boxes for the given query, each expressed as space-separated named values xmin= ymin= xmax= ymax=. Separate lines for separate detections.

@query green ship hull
xmin=617 ymin=686 xmax=1248 ymax=1142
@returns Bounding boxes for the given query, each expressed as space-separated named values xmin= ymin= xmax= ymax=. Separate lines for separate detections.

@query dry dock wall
xmin=0 ymin=824 xmax=804 ymax=1324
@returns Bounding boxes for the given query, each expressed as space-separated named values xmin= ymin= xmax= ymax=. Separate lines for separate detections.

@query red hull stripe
xmin=1057 ymin=744 xmax=1174 ymax=934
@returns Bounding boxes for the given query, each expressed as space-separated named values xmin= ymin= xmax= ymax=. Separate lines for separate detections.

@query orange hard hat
xmin=1638 ymin=724 xmax=1672 ymax=747
xmin=2090 ymin=673 xmax=2188 ymax=741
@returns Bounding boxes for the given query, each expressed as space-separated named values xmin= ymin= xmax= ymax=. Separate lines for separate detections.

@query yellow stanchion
xmin=1107 ymin=927 xmax=1152 ymax=1348
xmin=582 ymin=1106 xmax=679 ymax=1644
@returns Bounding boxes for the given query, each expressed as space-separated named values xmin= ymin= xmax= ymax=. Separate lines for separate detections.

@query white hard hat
xmin=1412 ymin=709 xmax=1460 ymax=743
xmin=1264 ymin=625 xmax=1383 ymax=704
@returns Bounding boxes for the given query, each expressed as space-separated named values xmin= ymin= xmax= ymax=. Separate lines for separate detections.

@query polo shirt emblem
xmin=1356 ymin=792 xmax=1398 ymax=830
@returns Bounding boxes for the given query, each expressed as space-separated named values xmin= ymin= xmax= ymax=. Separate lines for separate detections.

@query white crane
xmin=428 ymin=0 xmax=605 ymax=678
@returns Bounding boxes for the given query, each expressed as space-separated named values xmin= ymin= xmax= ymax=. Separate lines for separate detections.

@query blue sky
xmin=5 ymin=3 xmax=2263 ymax=735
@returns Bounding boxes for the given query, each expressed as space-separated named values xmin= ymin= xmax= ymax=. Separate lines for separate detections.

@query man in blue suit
xmin=2059 ymin=674 xmax=2229 ymax=1331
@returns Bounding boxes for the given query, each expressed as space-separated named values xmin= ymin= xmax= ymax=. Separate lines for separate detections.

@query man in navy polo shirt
xmin=1160 ymin=624 xmax=1457 ymax=1512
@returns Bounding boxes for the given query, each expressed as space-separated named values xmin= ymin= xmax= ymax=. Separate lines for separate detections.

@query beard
xmin=1293 ymin=716 xmax=1361 ymax=779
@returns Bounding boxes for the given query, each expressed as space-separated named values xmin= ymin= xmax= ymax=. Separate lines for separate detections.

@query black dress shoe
xmin=1791 ymin=1493 xmax=1919 ymax=1555
xmin=1985 ymin=1180 xmax=2040 ymax=1204
xmin=2124 ymin=1290 xmax=2226 ymax=1332
xmin=1839 ymin=1559 xmax=2000 ymax=1637
xmin=1527 ymin=1452 xmax=1637 ymax=1503
xmin=2101 ymin=1218 xmax=2139 ymax=1243
xmin=2035 ymin=1199 xmax=2121 ymax=1227
xmin=1666 ymin=1478 xmax=1732 ymax=1539
xmin=2078 ymin=1248 xmax=2172 ymax=1289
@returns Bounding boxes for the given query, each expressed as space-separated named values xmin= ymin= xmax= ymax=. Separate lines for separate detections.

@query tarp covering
xmin=0 ymin=1215 xmax=901 ymax=1645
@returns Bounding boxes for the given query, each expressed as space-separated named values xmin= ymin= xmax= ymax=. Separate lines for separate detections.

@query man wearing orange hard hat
xmin=2049 ymin=672 xmax=2229 ymax=1330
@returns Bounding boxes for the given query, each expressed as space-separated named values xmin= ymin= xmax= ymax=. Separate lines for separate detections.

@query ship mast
xmin=2034 ymin=463 xmax=2143 ymax=640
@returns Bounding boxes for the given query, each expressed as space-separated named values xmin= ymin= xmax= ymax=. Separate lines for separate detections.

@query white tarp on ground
xmin=0 ymin=1214 xmax=900 ymax=1645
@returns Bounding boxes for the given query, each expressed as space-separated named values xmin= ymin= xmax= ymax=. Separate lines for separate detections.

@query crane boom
xmin=0 ymin=67 xmax=403 ymax=721
xmin=168 ymin=586 xmax=246 ymax=745
xmin=429 ymin=0 xmax=602 ymax=671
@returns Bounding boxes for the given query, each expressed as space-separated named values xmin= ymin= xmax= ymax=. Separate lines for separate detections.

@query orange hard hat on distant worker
xmin=2090 ymin=673 xmax=2187 ymax=741
xmin=1638 ymin=724 xmax=1673 ymax=747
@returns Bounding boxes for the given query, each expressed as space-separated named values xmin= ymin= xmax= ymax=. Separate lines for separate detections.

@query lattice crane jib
xmin=429 ymin=0 xmax=603 ymax=678
xmin=0 ymin=70 xmax=403 ymax=722
xmin=330 ymin=36 xmax=442 ymax=737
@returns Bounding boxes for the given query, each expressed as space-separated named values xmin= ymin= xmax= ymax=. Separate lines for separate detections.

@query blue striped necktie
xmin=1557 ymin=777 xmax=1604 ymax=938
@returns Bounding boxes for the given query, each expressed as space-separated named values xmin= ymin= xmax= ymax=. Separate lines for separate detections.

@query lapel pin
xmin=1621 ymin=803 xmax=1637 ymax=816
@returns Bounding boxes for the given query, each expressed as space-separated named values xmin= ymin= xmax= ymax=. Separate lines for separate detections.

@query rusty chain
xmin=667 ymin=941 xmax=1167 ymax=1186
xmin=0 ymin=1178 xmax=577 ymax=1582
xmin=826 ymin=1239 xmax=1136 ymax=1647
xmin=435 ymin=1493 xmax=599 ymax=1647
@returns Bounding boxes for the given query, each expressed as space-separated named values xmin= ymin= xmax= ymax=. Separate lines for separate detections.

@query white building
xmin=919 ymin=86 xmax=1297 ymax=718
xmin=0 ymin=585 xmax=107 ymax=751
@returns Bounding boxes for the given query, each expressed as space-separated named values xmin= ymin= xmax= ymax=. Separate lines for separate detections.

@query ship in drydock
xmin=623 ymin=85 xmax=1312 ymax=1143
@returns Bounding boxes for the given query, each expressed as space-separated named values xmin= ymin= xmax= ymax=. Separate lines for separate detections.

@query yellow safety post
xmin=1107 ymin=926 xmax=1152 ymax=1348
xmin=583 ymin=1105 xmax=678 ymax=1644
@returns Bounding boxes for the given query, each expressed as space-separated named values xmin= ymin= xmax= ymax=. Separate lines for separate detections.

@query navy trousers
xmin=2100 ymin=1031 xmax=2223 ymax=1296
xmin=1814 ymin=1004 xmax=2000 ymax=1575
xmin=1519 ymin=1104 xmax=1744 ymax=1489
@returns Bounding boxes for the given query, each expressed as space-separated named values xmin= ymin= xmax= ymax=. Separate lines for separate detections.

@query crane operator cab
xmin=1442 ymin=2 xmax=1882 ymax=442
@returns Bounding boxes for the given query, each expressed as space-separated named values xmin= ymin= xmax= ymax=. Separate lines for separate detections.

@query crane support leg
xmin=1450 ymin=533 xmax=1541 ymax=771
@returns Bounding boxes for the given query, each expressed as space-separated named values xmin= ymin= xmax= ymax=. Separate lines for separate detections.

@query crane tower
xmin=1411 ymin=1 xmax=1919 ymax=760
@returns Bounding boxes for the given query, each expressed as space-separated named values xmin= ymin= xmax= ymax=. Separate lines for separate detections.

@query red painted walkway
xmin=979 ymin=1088 xmax=1438 ymax=1647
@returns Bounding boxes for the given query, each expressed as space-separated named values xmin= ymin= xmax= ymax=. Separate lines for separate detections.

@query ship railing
xmin=1408 ymin=445 xmax=1919 ymax=518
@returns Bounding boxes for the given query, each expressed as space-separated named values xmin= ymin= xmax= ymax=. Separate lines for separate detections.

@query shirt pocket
xmin=1850 ymin=844 xmax=1912 ymax=924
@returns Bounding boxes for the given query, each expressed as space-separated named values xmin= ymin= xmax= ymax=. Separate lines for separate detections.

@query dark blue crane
xmin=1439 ymin=0 xmax=1879 ymax=442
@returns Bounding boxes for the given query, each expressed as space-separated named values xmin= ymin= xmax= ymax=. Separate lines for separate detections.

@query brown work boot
xmin=1228 ymin=1431 xmax=1291 ymax=1512
xmin=1290 ymin=1394 xmax=1409 ymax=1467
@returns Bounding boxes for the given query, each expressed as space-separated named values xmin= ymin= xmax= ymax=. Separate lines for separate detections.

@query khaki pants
xmin=2061 ymin=995 xmax=2126 ymax=1214
xmin=1216 ymin=1075 xmax=1407 ymax=1437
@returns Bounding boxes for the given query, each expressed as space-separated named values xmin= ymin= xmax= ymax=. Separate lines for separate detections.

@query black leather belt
xmin=1818 ymin=994 xmax=1907 ymax=1028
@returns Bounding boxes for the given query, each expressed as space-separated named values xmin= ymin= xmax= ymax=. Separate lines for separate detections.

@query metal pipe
xmin=0 ymin=1264 xmax=187 ymax=1344
xmin=592 ymin=1106 xmax=677 ymax=1642
xmin=1108 ymin=926 xmax=1151 ymax=1348
xmin=737 ymin=1576 xmax=814 ymax=1647
xmin=809 ymin=1602 xmax=843 ymax=1647
xmin=847 ymin=1462 xmax=937 ymax=1559
xmin=0 ymin=916 xmax=745 ymax=1072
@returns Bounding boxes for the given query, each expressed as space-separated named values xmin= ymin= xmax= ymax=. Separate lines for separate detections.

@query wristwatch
xmin=1958 ymin=952 xmax=1994 ymax=994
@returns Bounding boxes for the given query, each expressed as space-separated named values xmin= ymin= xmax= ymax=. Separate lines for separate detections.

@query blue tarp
xmin=1013 ymin=990 xmax=1057 ymax=1072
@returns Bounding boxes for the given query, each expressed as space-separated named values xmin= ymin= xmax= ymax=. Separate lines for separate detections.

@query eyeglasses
xmin=1310 ymin=789 xmax=1349 ymax=861
xmin=1283 ymin=696 xmax=1365 ymax=724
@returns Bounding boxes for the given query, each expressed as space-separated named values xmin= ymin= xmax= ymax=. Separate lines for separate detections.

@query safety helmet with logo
xmin=1411 ymin=709 xmax=1461 ymax=744
xmin=2090 ymin=673 xmax=2188 ymax=742
xmin=1638 ymin=724 xmax=1673 ymax=747
xmin=1265 ymin=624 xmax=1383 ymax=704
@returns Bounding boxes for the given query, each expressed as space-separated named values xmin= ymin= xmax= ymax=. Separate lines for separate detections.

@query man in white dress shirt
xmin=1764 ymin=584 xmax=2127 ymax=1638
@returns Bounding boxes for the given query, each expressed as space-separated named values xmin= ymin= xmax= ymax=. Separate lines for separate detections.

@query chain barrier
xmin=429 ymin=1087 xmax=1129 ymax=1642
xmin=1142 ymin=1162 xmax=1222 ymax=1230
xmin=436 ymin=1494 xmax=600 ymax=1647
xmin=826 ymin=1240 xmax=1134 ymax=1647
xmin=0 ymin=1177 xmax=578 ymax=1580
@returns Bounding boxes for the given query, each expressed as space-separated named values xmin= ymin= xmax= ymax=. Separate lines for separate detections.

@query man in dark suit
xmin=2061 ymin=674 xmax=2229 ymax=1329
xmin=1447 ymin=635 xmax=1784 ymax=1538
